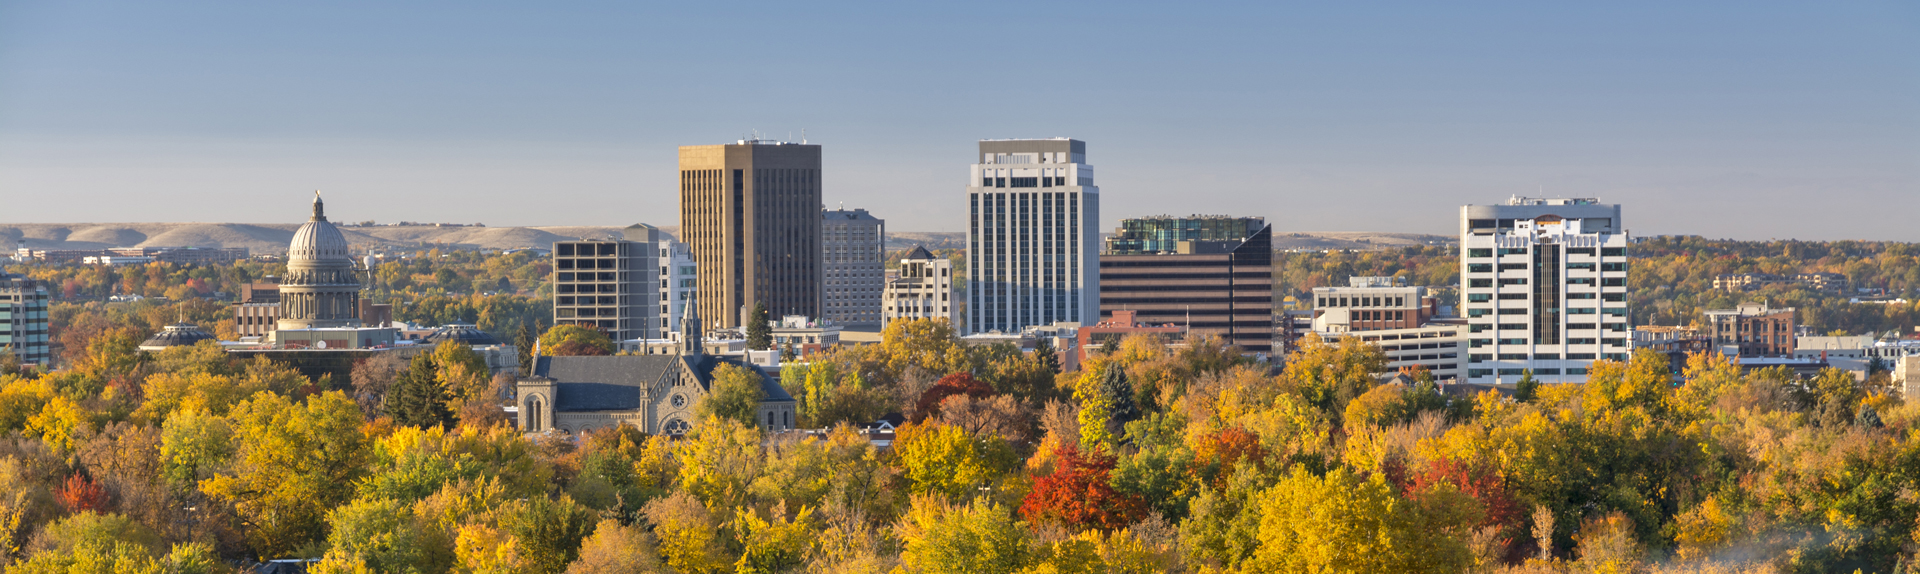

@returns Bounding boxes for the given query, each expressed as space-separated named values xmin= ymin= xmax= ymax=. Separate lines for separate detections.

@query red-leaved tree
xmin=913 ymin=372 xmax=995 ymax=421
xmin=1020 ymin=445 xmax=1143 ymax=530
xmin=56 ymin=474 xmax=111 ymax=514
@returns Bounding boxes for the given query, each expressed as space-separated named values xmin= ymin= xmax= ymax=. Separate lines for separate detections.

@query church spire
xmin=312 ymin=190 xmax=327 ymax=221
xmin=681 ymin=296 xmax=702 ymax=356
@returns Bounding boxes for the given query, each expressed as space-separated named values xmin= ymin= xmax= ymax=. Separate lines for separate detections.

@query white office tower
xmin=1460 ymin=197 xmax=1629 ymax=384
xmin=966 ymin=139 xmax=1100 ymax=334
xmin=660 ymin=239 xmax=696 ymax=339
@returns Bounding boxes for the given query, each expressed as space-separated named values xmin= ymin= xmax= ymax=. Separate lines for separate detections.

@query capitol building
xmin=268 ymin=192 xmax=397 ymax=349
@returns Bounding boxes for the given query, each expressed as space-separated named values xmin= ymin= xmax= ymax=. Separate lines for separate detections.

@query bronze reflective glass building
xmin=679 ymin=140 xmax=823 ymax=329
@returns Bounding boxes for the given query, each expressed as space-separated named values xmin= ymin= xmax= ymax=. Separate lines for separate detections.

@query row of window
xmin=1469 ymin=337 xmax=1628 ymax=347
xmin=1469 ymin=278 xmax=1626 ymax=288
xmin=1465 ymin=247 xmax=1625 ymax=258
xmin=1467 ymin=262 xmax=1625 ymax=273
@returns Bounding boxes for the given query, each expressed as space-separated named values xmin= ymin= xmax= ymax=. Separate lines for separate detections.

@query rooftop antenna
xmin=801 ymin=129 xmax=807 ymax=144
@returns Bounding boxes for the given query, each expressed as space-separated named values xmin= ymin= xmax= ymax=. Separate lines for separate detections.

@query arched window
xmin=783 ymin=410 xmax=791 ymax=429
xmin=766 ymin=411 xmax=775 ymax=428
xmin=664 ymin=418 xmax=690 ymax=435
xmin=525 ymin=397 xmax=543 ymax=431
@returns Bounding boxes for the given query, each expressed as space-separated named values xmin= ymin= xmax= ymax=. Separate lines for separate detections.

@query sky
xmin=0 ymin=1 xmax=1915 ymax=240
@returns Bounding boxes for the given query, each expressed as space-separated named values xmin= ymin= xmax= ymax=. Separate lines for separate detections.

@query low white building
xmin=883 ymin=246 xmax=953 ymax=328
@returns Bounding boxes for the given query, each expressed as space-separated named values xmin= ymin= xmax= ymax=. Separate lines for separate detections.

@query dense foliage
xmin=0 ymin=312 xmax=1913 ymax=573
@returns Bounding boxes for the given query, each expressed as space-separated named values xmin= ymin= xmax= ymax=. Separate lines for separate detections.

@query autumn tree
xmin=1019 ymin=445 xmax=1144 ymax=530
xmin=539 ymin=325 xmax=615 ymax=356
xmin=897 ymin=496 xmax=1032 ymax=574
xmin=200 ymin=391 xmax=371 ymax=558
xmin=697 ymin=364 xmax=767 ymax=428
xmin=913 ymin=372 xmax=995 ymax=422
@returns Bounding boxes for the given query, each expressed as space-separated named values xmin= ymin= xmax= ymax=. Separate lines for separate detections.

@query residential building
xmin=0 ymin=274 xmax=51 ymax=368
xmin=679 ymin=139 xmax=823 ymax=329
xmin=1705 ymin=302 xmax=1797 ymax=357
xmin=883 ymin=246 xmax=954 ymax=327
xmin=967 ymin=138 xmax=1100 ymax=334
xmin=1075 ymin=310 xmax=1184 ymax=366
xmin=823 ymin=208 xmax=885 ymax=328
xmin=660 ymin=239 xmax=696 ymax=336
xmin=551 ymin=224 xmax=663 ymax=342
xmin=1714 ymin=272 xmax=1848 ymax=294
xmin=517 ymin=299 xmax=797 ymax=435
xmin=1099 ymin=216 xmax=1275 ymax=356
xmin=1460 ymin=196 xmax=1630 ymax=384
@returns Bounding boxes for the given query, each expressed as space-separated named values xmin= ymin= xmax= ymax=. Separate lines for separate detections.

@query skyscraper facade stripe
xmin=966 ymin=139 xmax=1100 ymax=334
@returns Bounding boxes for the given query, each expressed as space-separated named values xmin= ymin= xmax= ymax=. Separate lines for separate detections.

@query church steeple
xmin=680 ymin=296 xmax=702 ymax=356
xmin=312 ymin=190 xmax=327 ymax=221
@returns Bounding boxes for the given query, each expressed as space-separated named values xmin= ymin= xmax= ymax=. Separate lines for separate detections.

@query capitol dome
xmin=290 ymin=192 xmax=350 ymax=261
xmin=276 ymin=191 xmax=364 ymax=332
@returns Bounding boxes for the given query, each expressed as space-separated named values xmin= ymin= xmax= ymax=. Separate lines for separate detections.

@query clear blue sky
xmin=1 ymin=1 xmax=1914 ymax=240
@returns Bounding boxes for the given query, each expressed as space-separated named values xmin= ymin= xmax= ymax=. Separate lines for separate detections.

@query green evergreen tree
xmin=515 ymin=321 xmax=536 ymax=374
xmin=1099 ymin=366 xmax=1141 ymax=427
xmin=746 ymin=302 xmax=773 ymax=350
xmin=1033 ymin=339 xmax=1060 ymax=375
xmin=1514 ymin=370 xmax=1540 ymax=403
xmin=385 ymin=353 xmax=453 ymax=428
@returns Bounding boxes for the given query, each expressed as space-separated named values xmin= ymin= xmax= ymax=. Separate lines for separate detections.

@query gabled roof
xmin=903 ymin=245 xmax=934 ymax=260
xmin=535 ymin=354 xmax=792 ymax=411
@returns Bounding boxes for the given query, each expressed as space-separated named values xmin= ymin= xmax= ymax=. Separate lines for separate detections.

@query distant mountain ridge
xmin=0 ymin=223 xmax=1448 ymax=254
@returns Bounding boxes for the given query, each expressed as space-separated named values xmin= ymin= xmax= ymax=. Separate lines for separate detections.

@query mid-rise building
xmin=1104 ymin=215 xmax=1269 ymax=255
xmin=1310 ymin=277 xmax=1439 ymax=332
xmin=0 ymin=273 xmax=51 ymax=368
xmin=552 ymin=224 xmax=663 ymax=342
xmin=660 ymin=239 xmax=696 ymax=337
xmin=823 ymin=208 xmax=885 ymax=328
xmin=679 ymin=140 xmax=823 ymax=329
xmin=1460 ymin=196 xmax=1630 ymax=384
xmin=883 ymin=246 xmax=954 ymax=327
xmin=1099 ymin=216 xmax=1275 ymax=356
xmin=966 ymin=138 xmax=1100 ymax=334
xmin=1074 ymin=310 xmax=1184 ymax=366
xmin=1705 ymin=302 xmax=1796 ymax=357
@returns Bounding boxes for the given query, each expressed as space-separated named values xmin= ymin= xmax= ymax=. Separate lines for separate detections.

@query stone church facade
xmin=516 ymin=299 xmax=797 ymax=435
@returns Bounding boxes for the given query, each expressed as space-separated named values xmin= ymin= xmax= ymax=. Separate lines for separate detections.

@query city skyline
xmin=1 ymin=2 xmax=1915 ymax=241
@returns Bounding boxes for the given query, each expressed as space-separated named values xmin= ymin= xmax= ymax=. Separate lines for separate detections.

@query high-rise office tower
xmin=1099 ymin=216 xmax=1276 ymax=356
xmin=966 ymin=139 xmax=1100 ymax=334
xmin=551 ymin=224 xmax=662 ymax=342
xmin=822 ymin=208 xmax=885 ymax=328
xmin=679 ymin=140 xmax=823 ymax=329
xmin=1460 ymin=197 xmax=1629 ymax=384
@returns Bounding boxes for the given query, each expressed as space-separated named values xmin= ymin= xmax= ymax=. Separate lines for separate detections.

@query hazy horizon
xmin=2 ymin=2 xmax=1915 ymax=241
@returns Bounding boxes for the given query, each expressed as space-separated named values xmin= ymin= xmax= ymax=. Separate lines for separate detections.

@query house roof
xmin=904 ymin=245 xmax=934 ymax=260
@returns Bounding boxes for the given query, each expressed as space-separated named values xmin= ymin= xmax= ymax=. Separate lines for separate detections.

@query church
xmin=516 ymin=297 xmax=797 ymax=435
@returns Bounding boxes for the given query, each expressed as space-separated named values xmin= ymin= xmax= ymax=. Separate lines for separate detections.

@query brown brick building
xmin=679 ymin=140 xmax=823 ymax=329
xmin=1706 ymin=302 xmax=1796 ymax=357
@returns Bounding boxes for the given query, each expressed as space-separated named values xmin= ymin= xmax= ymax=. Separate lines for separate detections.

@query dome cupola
xmin=289 ymin=191 xmax=350 ymax=262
